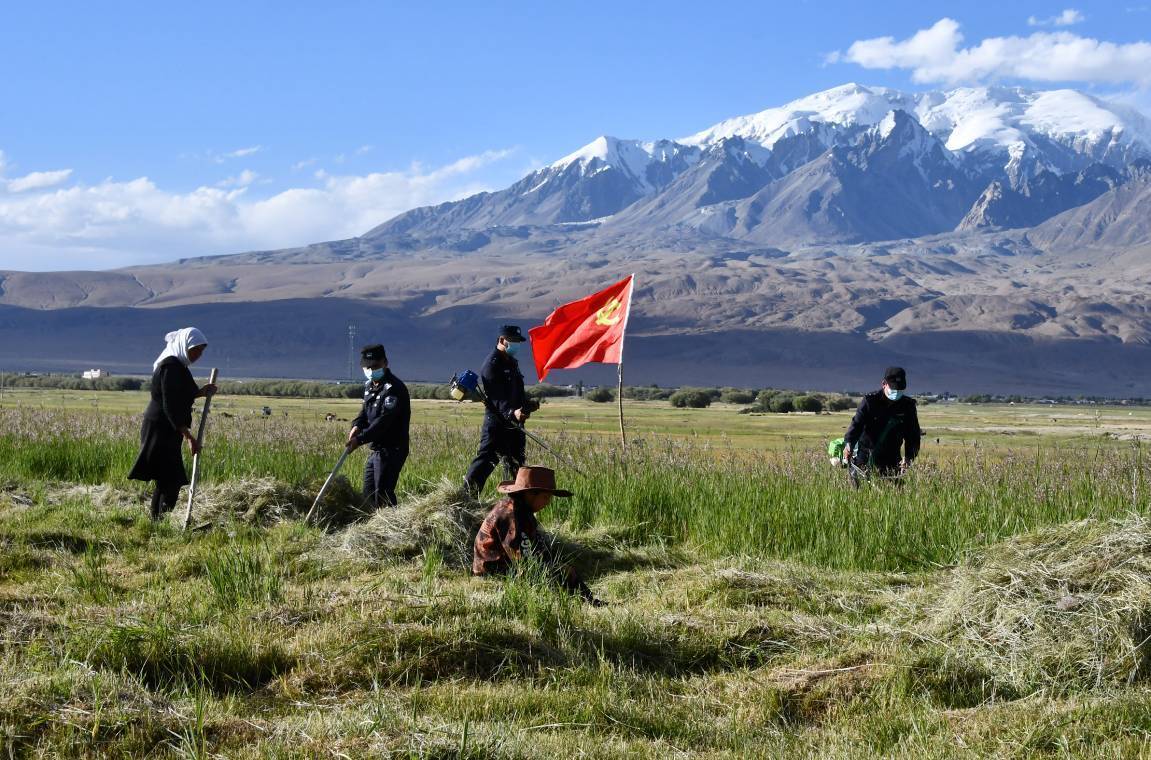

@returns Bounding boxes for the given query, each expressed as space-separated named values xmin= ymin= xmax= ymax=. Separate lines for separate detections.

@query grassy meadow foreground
xmin=2 ymin=389 xmax=1151 ymax=757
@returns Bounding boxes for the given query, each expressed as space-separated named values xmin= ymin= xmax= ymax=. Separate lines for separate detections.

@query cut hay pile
xmin=328 ymin=478 xmax=488 ymax=566
xmin=191 ymin=476 xmax=365 ymax=527
xmin=923 ymin=514 xmax=1151 ymax=694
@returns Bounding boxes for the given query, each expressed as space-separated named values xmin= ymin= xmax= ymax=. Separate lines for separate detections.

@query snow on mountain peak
xmin=682 ymin=83 xmax=1151 ymax=167
xmin=550 ymin=135 xmax=682 ymax=169
xmin=547 ymin=135 xmax=700 ymax=194
xmin=551 ymin=135 xmax=617 ymax=167
xmin=681 ymin=84 xmax=914 ymax=149
xmin=531 ymin=84 xmax=1151 ymax=207
xmin=875 ymin=110 xmax=901 ymax=140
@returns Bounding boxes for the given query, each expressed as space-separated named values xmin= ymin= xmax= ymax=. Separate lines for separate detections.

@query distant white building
xmin=82 ymin=369 xmax=109 ymax=379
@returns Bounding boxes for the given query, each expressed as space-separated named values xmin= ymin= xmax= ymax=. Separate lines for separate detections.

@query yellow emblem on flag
xmin=594 ymin=297 xmax=623 ymax=326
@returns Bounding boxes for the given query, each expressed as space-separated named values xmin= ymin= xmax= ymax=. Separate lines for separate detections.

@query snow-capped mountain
xmin=367 ymin=136 xmax=700 ymax=237
xmin=369 ymin=83 xmax=1151 ymax=245
xmin=684 ymin=83 xmax=1151 ymax=176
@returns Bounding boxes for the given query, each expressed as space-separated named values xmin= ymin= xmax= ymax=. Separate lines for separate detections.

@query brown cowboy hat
xmin=496 ymin=466 xmax=572 ymax=498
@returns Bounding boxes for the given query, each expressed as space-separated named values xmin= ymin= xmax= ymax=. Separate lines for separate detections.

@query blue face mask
xmin=363 ymin=367 xmax=385 ymax=382
xmin=885 ymin=388 xmax=903 ymax=401
xmin=505 ymin=341 xmax=522 ymax=357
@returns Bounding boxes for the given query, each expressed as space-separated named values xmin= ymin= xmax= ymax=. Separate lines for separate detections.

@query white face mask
xmin=885 ymin=388 xmax=903 ymax=401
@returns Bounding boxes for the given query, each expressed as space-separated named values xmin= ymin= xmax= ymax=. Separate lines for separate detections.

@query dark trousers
xmin=849 ymin=450 xmax=904 ymax=487
xmin=364 ymin=448 xmax=407 ymax=508
xmin=149 ymin=480 xmax=182 ymax=520
xmin=465 ymin=417 xmax=526 ymax=495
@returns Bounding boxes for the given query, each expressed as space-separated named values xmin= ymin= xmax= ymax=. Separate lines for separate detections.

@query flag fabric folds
xmin=529 ymin=275 xmax=634 ymax=382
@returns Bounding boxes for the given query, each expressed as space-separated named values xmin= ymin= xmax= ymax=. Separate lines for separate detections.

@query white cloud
xmin=0 ymin=148 xmax=517 ymax=271
xmin=6 ymin=169 xmax=74 ymax=193
xmin=224 ymin=145 xmax=262 ymax=159
xmin=833 ymin=17 xmax=1151 ymax=85
xmin=198 ymin=145 xmax=264 ymax=164
xmin=1103 ymin=87 xmax=1151 ymax=118
xmin=1028 ymin=9 xmax=1085 ymax=27
xmin=215 ymin=169 xmax=259 ymax=189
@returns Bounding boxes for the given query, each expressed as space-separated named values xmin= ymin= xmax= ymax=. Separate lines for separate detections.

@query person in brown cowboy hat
xmin=472 ymin=465 xmax=605 ymax=606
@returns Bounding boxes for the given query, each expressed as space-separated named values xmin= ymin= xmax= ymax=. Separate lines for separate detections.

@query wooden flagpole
xmin=616 ymin=274 xmax=635 ymax=453
xmin=617 ymin=360 xmax=626 ymax=450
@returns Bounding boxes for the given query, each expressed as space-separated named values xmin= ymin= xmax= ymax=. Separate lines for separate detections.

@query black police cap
xmin=883 ymin=366 xmax=907 ymax=390
xmin=360 ymin=344 xmax=387 ymax=366
xmin=499 ymin=325 xmax=527 ymax=343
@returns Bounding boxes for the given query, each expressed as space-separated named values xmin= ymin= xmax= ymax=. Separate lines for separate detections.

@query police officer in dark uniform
xmin=464 ymin=325 xmax=532 ymax=496
xmin=346 ymin=344 xmax=410 ymax=508
xmin=843 ymin=366 xmax=921 ymax=477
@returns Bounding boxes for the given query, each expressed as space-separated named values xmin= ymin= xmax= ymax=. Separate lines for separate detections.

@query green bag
xmin=828 ymin=437 xmax=846 ymax=459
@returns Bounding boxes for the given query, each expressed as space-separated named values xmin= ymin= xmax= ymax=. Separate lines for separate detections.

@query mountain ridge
xmin=370 ymin=83 xmax=1151 ymax=245
xmin=3 ymin=83 xmax=1151 ymax=393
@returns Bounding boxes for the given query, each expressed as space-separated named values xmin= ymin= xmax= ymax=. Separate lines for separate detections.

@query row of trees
xmin=216 ymin=380 xmax=361 ymax=399
xmin=1 ymin=373 xmax=854 ymax=412
xmin=0 ymin=374 xmax=457 ymax=400
xmin=748 ymin=388 xmax=856 ymax=414
xmin=956 ymin=394 xmax=1151 ymax=405
xmin=0 ymin=374 xmax=144 ymax=391
xmin=582 ymin=385 xmax=856 ymax=412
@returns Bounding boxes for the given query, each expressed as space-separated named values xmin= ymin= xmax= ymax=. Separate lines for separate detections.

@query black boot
xmin=149 ymin=490 xmax=164 ymax=521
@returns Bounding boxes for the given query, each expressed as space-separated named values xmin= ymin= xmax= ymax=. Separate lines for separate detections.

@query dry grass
xmin=330 ymin=477 xmax=489 ymax=566
xmin=189 ymin=475 xmax=365 ymax=527
xmin=920 ymin=513 xmax=1151 ymax=695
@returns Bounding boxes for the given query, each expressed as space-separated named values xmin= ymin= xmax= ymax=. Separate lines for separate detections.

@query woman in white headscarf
xmin=128 ymin=328 xmax=218 ymax=520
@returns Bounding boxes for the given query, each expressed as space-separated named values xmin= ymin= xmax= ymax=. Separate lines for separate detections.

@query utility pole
xmin=346 ymin=323 xmax=357 ymax=381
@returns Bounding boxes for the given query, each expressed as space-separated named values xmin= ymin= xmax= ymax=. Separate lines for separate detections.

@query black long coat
xmin=127 ymin=356 xmax=199 ymax=485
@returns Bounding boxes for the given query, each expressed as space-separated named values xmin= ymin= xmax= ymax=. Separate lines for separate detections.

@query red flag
xmin=529 ymin=275 xmax=634 ymax=381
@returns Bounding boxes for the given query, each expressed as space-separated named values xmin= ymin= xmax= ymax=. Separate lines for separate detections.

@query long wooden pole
xmin=617 ymin=360 xmax=626 ymax=450
xmin=183 ymin=367 xmax=218 ymax=530
xmin=616 ymin=274 xmax=635 ymax=454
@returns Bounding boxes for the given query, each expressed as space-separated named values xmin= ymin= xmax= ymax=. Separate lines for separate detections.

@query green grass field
xmin=2 ymin=388 xmax=1151 ymax=757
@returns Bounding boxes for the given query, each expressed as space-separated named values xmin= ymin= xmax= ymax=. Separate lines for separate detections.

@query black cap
xmin=883 ymin=366 xmax=907 ymax=390
xmin=499 ymin=325 xmax=526 ymax=343
xmin=360 ymin=344 xmax=387 ymax=366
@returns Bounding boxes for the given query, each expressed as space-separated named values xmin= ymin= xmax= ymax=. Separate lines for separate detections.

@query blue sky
xmin=1 ymin=0 xmax=1149 ymax=271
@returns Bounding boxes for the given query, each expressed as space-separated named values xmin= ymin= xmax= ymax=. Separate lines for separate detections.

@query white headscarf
xmin=152 ymin=327 xmax=208 ymax=371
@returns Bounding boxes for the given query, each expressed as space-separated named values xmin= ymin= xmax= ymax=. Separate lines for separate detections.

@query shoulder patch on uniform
xmin=383 ymin=395 xmax=398 ymax=410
